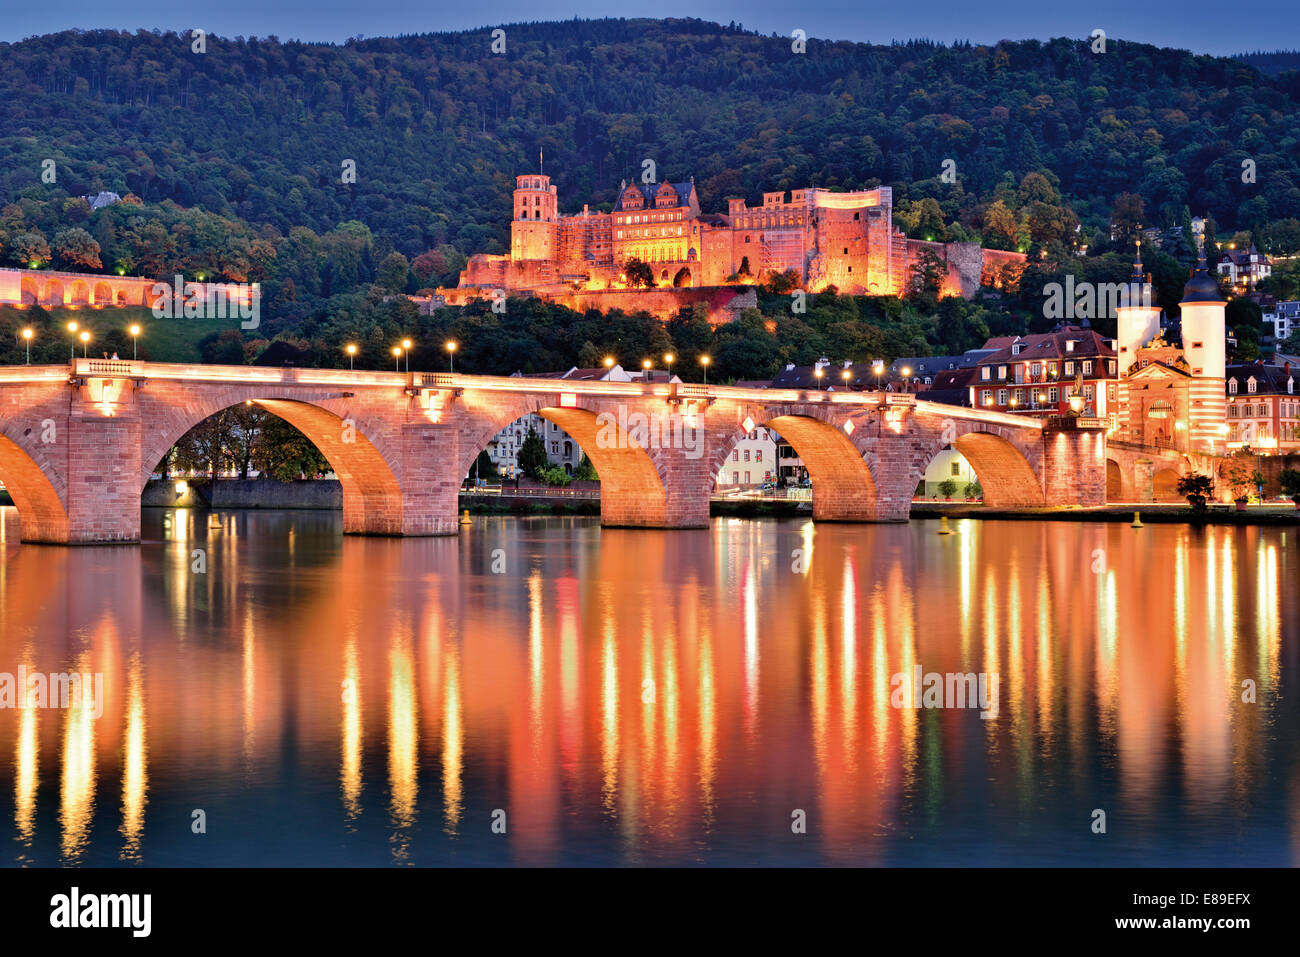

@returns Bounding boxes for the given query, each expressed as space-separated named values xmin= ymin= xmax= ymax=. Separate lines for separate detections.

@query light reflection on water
xmin=0 ymin=506 xmax=1295 ymax=866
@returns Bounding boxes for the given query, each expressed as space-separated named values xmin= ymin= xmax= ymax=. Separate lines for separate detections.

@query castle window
xmin=843 ymin=248 xmax=848 ymax=255
xmin=854 ymin=212 xmax=860 ymax=221
xmin=1191 ymin=342 xmax=1203 ymax=349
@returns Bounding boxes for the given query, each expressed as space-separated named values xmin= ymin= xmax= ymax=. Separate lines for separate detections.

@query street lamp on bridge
xmin=401 ymin=338 xmax=413 ymax=373
xmin=392 ymin=346 xmax=402 ymax=372
xmin=345 ymin=343 xmax=357 ymax=369
xmin=699 ymin=354 xmax=711 ymax=384
xmin=129 ymin=324 xmax=142 ymax=360
xmin=446 ymin=340 xmax=457 ymax=373
xmin=66 ymin=321 xmax=78 ymax=360
xmin=79 ymin=330 xmax=91 ymax=358
xmin=21 ymin=328 xmax=32 ymax=364
xmin=603 ymin=355 xmax=616 ymax=369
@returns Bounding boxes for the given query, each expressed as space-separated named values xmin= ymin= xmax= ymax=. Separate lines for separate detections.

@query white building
xmin=918 ymin=448 xmax=979 ymax=499
xmin=1264 ymin=301 xmax=1300 ymax=343
xmin=716 ymin=427 xmax=778 ymax=487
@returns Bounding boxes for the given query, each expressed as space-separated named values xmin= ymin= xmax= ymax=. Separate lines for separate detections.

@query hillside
xmin=2 ymin=19 xmax=1298 ymax=261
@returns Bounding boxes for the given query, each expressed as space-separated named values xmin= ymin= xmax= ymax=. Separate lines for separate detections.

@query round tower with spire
xmin=1114 ymin=241 xmax=1161 ymax=369
xmin=1179 ymin=243 xmax=1228 ymax=451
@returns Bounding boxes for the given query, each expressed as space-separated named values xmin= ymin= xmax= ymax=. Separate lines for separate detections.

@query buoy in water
xmin=1131 ymin=511 xmax=1144 ymax=528
xmin=208 ymin=515 xmax=222 ymax=529
xmin=459 ymin=509 xmax=472 ymax=525
xmin=937 ymin=515 xmax=954 ymax=535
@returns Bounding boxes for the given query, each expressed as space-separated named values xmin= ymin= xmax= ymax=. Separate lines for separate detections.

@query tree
xmin=376 ymin=251 xmax=410 ymax=293
xmin=963 ymin=479 xmax=983 ymax=501
xmin=624 ymin=257 xmax=654 ymax=288
xmin=1177 ymin=474 xmax=1214 ymax=511
xmin=1280 ymin=468 xmax=1300 ymax=504
xmin=938 ymin=478 xmax=958 ymax=499
xmin=540 ymin=465 xmax=572 ymax=486
xmin=573 ymin=453 xmax=599 ymax=481
xmin=1217 ymin=450 xmax=1256 ymax=502
xmin=52 ymin=227 xmax=102 ymax=271
xmin=9 ymin=231 xmax=50 ymax=268
xmin=251 ymin=413 xmax=331 ymax=481
xmin=471 ymin=448 xmax=496 ymax=482
xmin=517 ymin=426 xmax=549 ymax=479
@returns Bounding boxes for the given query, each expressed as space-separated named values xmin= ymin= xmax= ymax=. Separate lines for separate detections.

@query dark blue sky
xmin=1 ymin=0 xmax=1295 ymax=55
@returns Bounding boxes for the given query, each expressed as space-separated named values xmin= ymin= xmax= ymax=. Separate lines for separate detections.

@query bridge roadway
xmin=0 ymin=358 xmax=1106 ymax=544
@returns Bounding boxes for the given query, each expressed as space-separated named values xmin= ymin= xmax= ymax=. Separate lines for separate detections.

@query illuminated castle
xmin=447 ymin=172 xmax=1026 ymax=308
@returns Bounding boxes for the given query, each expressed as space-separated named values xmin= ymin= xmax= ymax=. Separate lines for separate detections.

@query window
xmin=1031 ymin=362 xmax=1041 ymax=377
xmin=982 ymin=367 xmax=991 ymax=381
xmin=1066 ymin=340 xmax=1076 ymax=352
xmin=1082 ymin=361 xmax=1093 ymax=375
xmin=743 ymin=450 xmax=751 ymax=462
xmin=732 ymin=472 xmax=739 ymax=484
xmin=1191 ymin=342 xmax=1203 ymax=349
xmin=731 ymin=451 xmax=738 ymax=462
xmin=755 ymin=450 xmax=762 ymax=462
xmin=1048 ymin=387 xmax=1059 ymax=402
xmin=744 ymin=471 xmax=751 ymax=484
xmin=1064 ymin=361 xmax=1074 ymax=375
xmin=1012 ymin=343 xmax=1023 ymax=355
xmin=982 ymin=390 xmax=994 ymax=405
xmin=997 ymin=389 xmax=1008 ymax=405
xmin=1084 ymin=385 xmax=1095 ymax=400
xmin=951 ymin=462 xmax=961 ymax=477
xmin=997 ymin=365 xmax=1007 ymax=379
xmin=1048 ymin=362 xmax=1057 ymax=376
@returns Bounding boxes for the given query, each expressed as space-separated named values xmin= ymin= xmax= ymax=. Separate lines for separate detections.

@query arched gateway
xmin=0 ymin=360 xmax=1107 ymax=544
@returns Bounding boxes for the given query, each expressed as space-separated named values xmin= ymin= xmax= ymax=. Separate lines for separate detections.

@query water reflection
xmin=0 ymin=507 xmax=1295 ymax=866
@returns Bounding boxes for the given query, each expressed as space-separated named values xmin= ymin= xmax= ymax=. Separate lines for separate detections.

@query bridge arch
xmin=0 ymin=434 xmax=70 ymax=543
xmin=458 ymin=395 xmax=677 ymax=527
xmin=712 ymin=405 xmax=881 ymax=521
xmin=42 ymin=279 xmax=65 ymax=306
xmin=1106 ymin=458 xmax=1132 ymax=502
xmin=69 ymin=280 xmax=90 ymax=306
xmin=93 ymin=281 xmax=113 ymax=306
xmin=906 ymin=414 xmax=1045 ymax=510
xmin=1153 ymin=467 xmax=1182 ymax=502
xmin=142 ymin=394 xmax=406 ymax=536
xmin=20 ymin=276 xmax=39 ymax=305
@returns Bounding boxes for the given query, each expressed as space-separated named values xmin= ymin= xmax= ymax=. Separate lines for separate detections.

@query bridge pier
xmin=1041 ymin=417 xmax=1107 ymax=507
xmin=64 ymin=411 xmax=143 ymax=544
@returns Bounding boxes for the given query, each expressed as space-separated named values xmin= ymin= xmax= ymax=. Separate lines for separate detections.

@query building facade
xmin=968 ymin=326 xmax=1118 ymax=420
xmin=1226 ymin=362 xmax=1300 ymax=450
xmin=716 ymin=427 xmax=778 ymax=488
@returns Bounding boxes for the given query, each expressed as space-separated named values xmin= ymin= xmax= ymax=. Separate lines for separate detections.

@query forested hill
xmin=2 ymin=18 xmax=1299 ymax=264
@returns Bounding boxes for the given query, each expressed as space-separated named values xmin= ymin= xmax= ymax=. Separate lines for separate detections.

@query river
xmin=0 ymin=508 xmax=1295 ymax=866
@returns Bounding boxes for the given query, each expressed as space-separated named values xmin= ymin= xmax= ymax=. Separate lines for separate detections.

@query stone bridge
xmin=0 ymin=359 xmax=1107 ymax=544
xmin=1106 ymin=440 xmax=1221 ymax=503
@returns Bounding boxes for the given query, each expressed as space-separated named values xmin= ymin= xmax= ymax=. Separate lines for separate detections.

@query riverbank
xmin=10 ymin=483 xmax=1294 ymax=525
xmin=910 ymin=503 xmax=1300 ymax=525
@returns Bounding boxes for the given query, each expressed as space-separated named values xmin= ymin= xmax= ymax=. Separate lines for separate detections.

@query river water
xmin=0 ymin=508 xmax=1295 ymax=866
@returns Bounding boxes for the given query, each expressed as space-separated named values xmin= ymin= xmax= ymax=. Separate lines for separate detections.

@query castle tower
xmin=1114 ymin=242 xmax=1161 ymax=368
xmin=1179 ymin=244 xmax=1228 ymax=452
xmin=511 ymin=173 xmax=559 ymax=262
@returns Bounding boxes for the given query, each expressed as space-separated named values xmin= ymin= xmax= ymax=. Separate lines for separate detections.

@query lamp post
xmin=79 ymin=330 xmax=90 ymax=358
xmin=900 ymin=366 xmax=912 ymax=392
xmin=446 ymin=340 xmax=457 ymax=373
xmin=815 ymin=367 xmax=825 ymax=390
xmin=21 ymin=328 xmax=32 ymax=364
xmin=345 ymin=343 xmax=357 ymax=369
xmin=129 ymin=324 xmax=141 ymax=360
xmin=873 ymin=360 xmax=883 ymax=391
xmin=841 ymin=368 xmax=852 ymax=389
xmin=67 ymin=321 xmax=78 ymax=360
xmin=392 ymin=346 xmax=402 ymax=372
xmin=663 ymin=352 xmax=675 ymax=374
xmin=603 ymin=355 xmax=616 ymax=370
xmin=699 ymin=354 xmax=710 ymax=384
xmin=401 ymin=338 xmax=412 ymax=373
